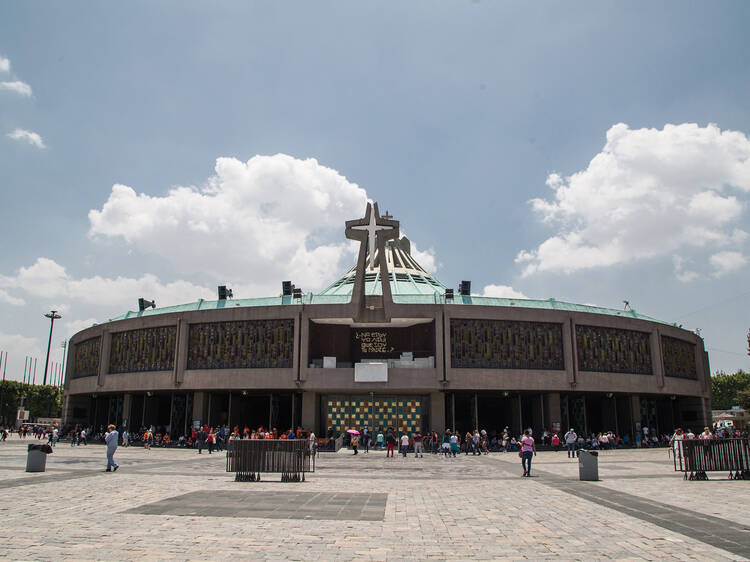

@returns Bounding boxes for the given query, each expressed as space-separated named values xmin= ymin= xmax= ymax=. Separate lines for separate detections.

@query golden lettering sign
xmin=354 ymin=331 xmax=394 ymax=354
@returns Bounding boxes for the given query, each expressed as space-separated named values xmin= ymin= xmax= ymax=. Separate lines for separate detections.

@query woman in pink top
xmin=520 ymin=430 xmax=536 ymax=477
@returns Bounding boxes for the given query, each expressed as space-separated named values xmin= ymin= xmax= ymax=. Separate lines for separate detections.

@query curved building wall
xmin=63 ymin=301 xmax=710 ymax=437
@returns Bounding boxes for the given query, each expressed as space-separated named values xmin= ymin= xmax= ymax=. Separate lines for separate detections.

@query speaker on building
xmin=459 ymin=280 xmax=471 ymax=296
xmin=138 ymin=298 xmax=156 ymax=311
xmin=282 ymin=281 xmax=293 ymax=296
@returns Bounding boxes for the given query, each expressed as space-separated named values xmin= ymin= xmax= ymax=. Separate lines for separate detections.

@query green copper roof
xmin=106 ymin=294 xmax=668 ymax=326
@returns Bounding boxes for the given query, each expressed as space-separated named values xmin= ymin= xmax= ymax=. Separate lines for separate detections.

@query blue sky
xmin=1 ymin=2 xmax=749 ymax=381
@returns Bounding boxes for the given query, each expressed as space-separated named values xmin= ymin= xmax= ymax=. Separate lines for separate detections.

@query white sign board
xmin=17 ymin=409 xmax=30 ymax=421
xmin=323 ymin=356 xmax=337 ymax=369
xmin=354 ymin=362 xmax=388 ymax=382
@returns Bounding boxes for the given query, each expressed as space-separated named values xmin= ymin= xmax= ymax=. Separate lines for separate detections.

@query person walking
xmin=413 ymin=431 xmax=424 ymax=458
xmin=400 ymin=433 xmax=410 ymax=458
xmin=196 ymin=428 xmax=206 ymax=454
xmin=564 ymin=428 xmax=577 ymax=458
xmin=520 ymin=429 xmax=536 ymax=476
xmin=551 ymin=433 xmax=560 ymax=452
xmin=207 ymin=430 xmax=215 ymax=454
xmin=362 ymin=427 xmax=369 ymax=454
xmin=386 ymin=428 xmax=395 ymax=458
xmin=351 ymin=433 xmax=359 ymax=455
xmin=104 ymin=424 xmax=119 ymax=472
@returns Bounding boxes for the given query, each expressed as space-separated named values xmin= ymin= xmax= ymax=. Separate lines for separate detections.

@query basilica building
xmin=63 ymin=203 xmax=711 ymax=438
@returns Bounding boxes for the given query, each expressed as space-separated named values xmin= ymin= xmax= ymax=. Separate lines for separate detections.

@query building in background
xmin=63 ymin=203 xmax=711 ymax=438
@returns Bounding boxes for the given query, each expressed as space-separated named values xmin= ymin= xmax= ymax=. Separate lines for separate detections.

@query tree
xmin=711 ymin=371 xmax=750 ymax=410
xmin=738 ymin=390 xmax=750 ymax=411
xmin=0 ymin=381 xmax=62 ymax=425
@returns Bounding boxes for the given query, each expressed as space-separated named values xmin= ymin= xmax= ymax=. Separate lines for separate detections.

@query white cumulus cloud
xmin=481 ymin=284 xmax=529 ymax=299
xmin=88 ymin=154 xmax=374 ymax=294
xmin=0 ymin=57 xmax=9 ymax=72
xmin=517 ymin=123 xmax=750 ymax=279
xmin=0 ymin=257 xmax=214 ymax=313
xmin=7 ymin=128 xmax=45 ymax=148
xmin=0 ymin=288 xmax=25 ymax=306
xmin=709 ymin=251 xmax=747 ymax=277
xmin=0 ymin=80 xmax=32 ymax=96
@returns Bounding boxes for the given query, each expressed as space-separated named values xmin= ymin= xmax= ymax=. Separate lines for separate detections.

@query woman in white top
xmin=669 ymin=427 xmax=684 ymax=459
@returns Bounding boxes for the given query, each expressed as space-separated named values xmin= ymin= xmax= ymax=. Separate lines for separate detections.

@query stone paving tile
xmin=0 ymin=440 xmax=748 ymax=560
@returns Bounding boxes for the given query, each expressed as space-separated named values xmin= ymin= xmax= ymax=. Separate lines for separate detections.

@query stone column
xmin=631 ymin=395 xmax=641 ymax=433
xmin=193 ymin=392 xmax=206 ymax=426
xmin=97 ymin=331 xmax=111 ymax=387
xmin=429 ymin=391 xmax=445 ymax=433
xmin=651 ymin=330 xmax=665 ymax=388
xmin=122 ymin=393 xmax=132 ymax=429
xmin=545 ymin=392 xmax=561 ymax=433
xmin=301 ymin=391 xmax=317 ymax=433
xmin=174 ymin=319 xmax=188 ymax=386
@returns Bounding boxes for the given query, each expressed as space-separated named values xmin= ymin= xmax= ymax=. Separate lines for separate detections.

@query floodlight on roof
xmin=138 ymin=298 xmax=156 ymax=311
xmin=445 ymin=288 xmax=454 ymax=300
xmin=282 ymin=281 xmax=293 ymax=296
xmin=459 ymin=280 xmax=471 ymax=296
xmin=293 ymin=288 xmax=303 ymax=300
xmin=218 ymin=285 xmax=233 ymax=300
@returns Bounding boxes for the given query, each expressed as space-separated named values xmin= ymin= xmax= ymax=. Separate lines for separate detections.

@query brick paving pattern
xmin=0 ymin=440 xmax=748 ymax=560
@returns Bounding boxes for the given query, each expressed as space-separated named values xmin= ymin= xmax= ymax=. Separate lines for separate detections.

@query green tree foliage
xmin=0 ymin=381 xmax=62 ymax=425
xmin=711 ymin=371 xmax=750 ymax=410
xmin=738 ymin=390 xmax=750 ymax=411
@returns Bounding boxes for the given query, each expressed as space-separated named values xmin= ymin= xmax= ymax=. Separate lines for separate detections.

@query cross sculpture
xmin=345 ymin=202 xmax=399 ymax=322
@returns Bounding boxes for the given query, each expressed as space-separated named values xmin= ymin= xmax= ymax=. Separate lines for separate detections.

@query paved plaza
xmin=0 ymin=440 xmax=748 ymax=561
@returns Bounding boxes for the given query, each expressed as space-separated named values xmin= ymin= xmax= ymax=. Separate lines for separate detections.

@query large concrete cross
xmin=345 ymin=202 xmax=399 ymax=322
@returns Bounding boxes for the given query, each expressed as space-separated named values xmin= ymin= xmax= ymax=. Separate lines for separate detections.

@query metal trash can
xmin=26 ymin=444 xmax=53 ymax=472
xmin=578 ymin=449 xmax=599 ymax=481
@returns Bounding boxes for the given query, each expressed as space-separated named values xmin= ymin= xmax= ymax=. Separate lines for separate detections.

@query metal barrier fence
xmin=226 ymin=439 xmax=315 ymax=482
xmin=673 ymin=438 xmax=750 ymax=480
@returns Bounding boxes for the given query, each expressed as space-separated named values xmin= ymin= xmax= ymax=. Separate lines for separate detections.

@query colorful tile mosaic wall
xmin=109 ymin=326 xmax=176 ymax=374
xmin=575 ymin=325 xmax=652 ymax=375
xmin=187 ymin=319 xmax=293 ymax=370
xmin=661 ymin=336 xmax=697 ymax=379
xmin=72 ymin=336 xmax=100 ymax=379
xmin=326 ymin=396 xmax=423 ymax=435
xmin=450 ymin=319 xmax=564 ymax=370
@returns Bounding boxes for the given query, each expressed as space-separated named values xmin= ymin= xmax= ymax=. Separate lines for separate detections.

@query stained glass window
xmin=109 ymin=326 xmax=176 ymax=374
xmin=450 ymin=319 xmax=564 ymax=370
xmin=575 ymin=325 xmax=652 ymax=375
xmin=661 ymin=336 xmax=697 ymax=379
xmin=72 ymin=336 xmax=100 ymax=379
xmin=187 ymin=319 xmax=294 ymax=370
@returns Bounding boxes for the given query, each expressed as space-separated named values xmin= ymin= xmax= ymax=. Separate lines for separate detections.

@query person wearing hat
xmin=104 ymin=424 xmax=119 ymax=472
xmin=564 ymin=428 xmax=577 ymax=459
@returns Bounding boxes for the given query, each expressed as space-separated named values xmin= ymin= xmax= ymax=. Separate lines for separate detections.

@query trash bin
xmin=26 ymin=443 xmax=53 ymax=472
xmin=578 ymin=449 xmax=599 ymax=481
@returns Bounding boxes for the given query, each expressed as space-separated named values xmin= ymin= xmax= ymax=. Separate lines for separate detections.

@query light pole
xmin=43 ymin=311 xmax=62 ymax=386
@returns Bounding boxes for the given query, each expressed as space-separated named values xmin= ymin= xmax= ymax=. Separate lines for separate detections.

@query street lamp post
xmin=43 ymin=311 xmax=62 ymax=386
